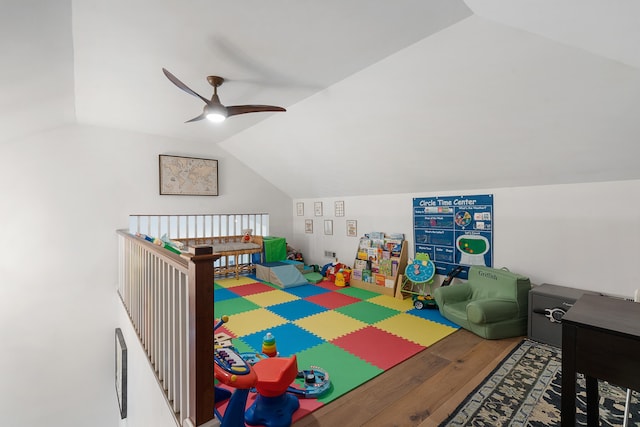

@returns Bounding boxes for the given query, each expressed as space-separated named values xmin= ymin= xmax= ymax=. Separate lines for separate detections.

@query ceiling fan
xmin=162 ymin=68 xmax=286 ymax=123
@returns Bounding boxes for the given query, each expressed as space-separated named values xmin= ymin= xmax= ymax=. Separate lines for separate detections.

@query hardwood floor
xmin=293 ymin=329 xmax=522 ymax=427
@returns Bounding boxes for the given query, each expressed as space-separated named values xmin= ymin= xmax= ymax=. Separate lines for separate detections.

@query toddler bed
xmin=176 ymin=235 xmax=263 ymax=279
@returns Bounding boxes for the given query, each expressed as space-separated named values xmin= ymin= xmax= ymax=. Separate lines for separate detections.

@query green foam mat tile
xmin=337 ymin=286 xmax=382 ymax=300
xmin=335 ymin=300 xmax=401 ymax=324
xmin=215 ymin=297 xmax=261 ymax=316
xmin=295 ymin=342 xmax=383 ymax=404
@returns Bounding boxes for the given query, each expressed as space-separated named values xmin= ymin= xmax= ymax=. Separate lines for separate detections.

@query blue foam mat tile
xmin=241 ymin=322 xmax=325 ymax=357
xmin=267 ymin=299 xmax=328 ymax=321
xmin=214 ymin=288 xmax=238 ymax=303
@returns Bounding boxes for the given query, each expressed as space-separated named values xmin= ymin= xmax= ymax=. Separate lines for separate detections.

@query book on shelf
xmin=374 ymin=273 xmax=386 ymax=287
xmin=367 ymin=247 xmax=379 ymax=263
xmin=378 ymin=259 xmax=393 ymax=276
xmin=358 ymin=237 xmax=372 ymax=249
xmin=386 ymin=232 xmax=404 ymax=240
xmin=369 ymin=232 xmax=385 ymax=240
xmin=352 ymin=269 xmax=362 ymax=281
xmin=392 ymin=259 xmax=399 ymax=277
xmin=354 ymin=259 xmax=369 ymax=270
xmin=362 ymin=269 xmax=372 ymax=283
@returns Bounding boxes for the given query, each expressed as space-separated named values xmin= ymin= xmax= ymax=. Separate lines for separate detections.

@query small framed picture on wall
xmin=334 ymin=201 xmax=345 ymax=217
xmin=324 ymin=220 xmax=333 ymax=235
xmin=314 ymin=202 xmax=323 ymax=217
xmin=346 ymin=220 xmax=357 ymax=237
xmin=305 ymin=219 xmax=313 ymax=234
xmin=296 ymin=202 xmax=304 ymax=216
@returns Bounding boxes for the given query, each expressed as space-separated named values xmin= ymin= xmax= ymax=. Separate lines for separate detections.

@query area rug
xmin=214 ymin=275 xmax=459 ymax=423
xmin=440 ymin=338 xmax=640 ymax=426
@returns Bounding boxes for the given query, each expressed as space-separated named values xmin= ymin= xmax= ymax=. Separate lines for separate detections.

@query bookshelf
xmin=350 ymin=239 xmax=408 ymax=297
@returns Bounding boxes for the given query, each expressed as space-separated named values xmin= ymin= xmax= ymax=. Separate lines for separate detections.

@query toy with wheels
xmin=214 ymin=316 xmax=258 ymax=427
xmin=215 ymin=317 xmax=332 ymax=427
xmin=401 ymin=253 xmax=437 ymax=309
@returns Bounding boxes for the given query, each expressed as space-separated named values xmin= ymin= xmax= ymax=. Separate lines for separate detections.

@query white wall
xmin=0 ymin=124 xmax=292 ymax=427
xmin=292 ymin=179 xmax=640 ymax=299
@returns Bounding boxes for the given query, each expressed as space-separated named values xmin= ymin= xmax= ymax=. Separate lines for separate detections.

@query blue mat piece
xmin=242 ymin=323 xmax=325 ymax=357
xmin=267 ymin=299 xmax=328 ymax=322
xmin=407 ymin=307 xmax=461 ymax=328
xmin=214 ymin=288 xmax=238 ymax=302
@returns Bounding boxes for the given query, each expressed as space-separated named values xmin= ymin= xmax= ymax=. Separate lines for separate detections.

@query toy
xmin=334 ymin=267 xmax=352 ymax=287
xmin=215 ymin=316 xmax=331 ymax=427
xmin=321 ymin=261 xmax=346 ymax=282
xmin=401 ymin=253 xmax=437 ymax=309
xmin=242 ymin=228 xmax=252 ymax=243
xmin=262 ymin=332 xmax=278 ymax=357
xmin=335 ymin=272 xmax=346 ymax=287
xmin=214 ymin=316 xmax=258 ymax=427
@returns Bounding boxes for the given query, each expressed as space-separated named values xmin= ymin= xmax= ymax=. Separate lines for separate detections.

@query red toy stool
xmin=245 ymin=355 xmax=300 ymax=427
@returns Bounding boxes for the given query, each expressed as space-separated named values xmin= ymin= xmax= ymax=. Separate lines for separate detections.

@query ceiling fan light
xmin=205 ymin=104 xmax=227 ymax=123
xmin=206 ymin=112 xmax=226 ymax=123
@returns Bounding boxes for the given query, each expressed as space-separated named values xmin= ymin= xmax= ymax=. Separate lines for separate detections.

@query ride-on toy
xmin=214 ymin=316 xmax=331 ymax=427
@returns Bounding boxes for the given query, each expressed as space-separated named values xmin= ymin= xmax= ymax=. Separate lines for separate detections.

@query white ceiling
xmin=3 ymin=0 xmax=640 ymax=198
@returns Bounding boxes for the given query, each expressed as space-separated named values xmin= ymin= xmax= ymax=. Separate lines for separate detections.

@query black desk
xmin=561 ymin=294 xmax=640 ymax=426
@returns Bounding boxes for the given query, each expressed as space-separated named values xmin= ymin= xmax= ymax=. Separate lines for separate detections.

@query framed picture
xmin=324 ymin=220 xmax=333 ymax=235
xmin=159 ymin=155 xmax=218 ymax=196
xmin=305 ymin=219 xmax=313 ymax=234
xmin=335 ymin=201 xmax=345 ymax=217
xmin=314 ymin=202 xmax=323 ymax=217
xmin=346 ymin=220 xmax=357 ymax=237
xmin=296 ymin=202 xmax=304 ymax=216
xmin=115 ymin=328 xmax=128 ymax=419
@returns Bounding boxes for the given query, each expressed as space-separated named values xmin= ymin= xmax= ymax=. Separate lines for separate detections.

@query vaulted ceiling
xmin=3 ymin=0 xmax=640 ymax=198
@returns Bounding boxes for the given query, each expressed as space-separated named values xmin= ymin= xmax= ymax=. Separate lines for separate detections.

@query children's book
xmin=358 ymin=237 xmax=372 ymax=249
xmin=367 ymin=247 xmax=378 ymax=263
xmin=374 ymin=273 xmax=386 ymax=287
xmin=362 ymin=269 xmax=372 ymax=283
xmin=369 ymin=232 xmax=385 ymax=240
xmin=354 ymin=259 xmax=369 ymax=270
xmin=379 ymin=259 xmax=393 ymax=276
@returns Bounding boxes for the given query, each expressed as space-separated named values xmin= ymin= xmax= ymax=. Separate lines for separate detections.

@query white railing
xmin=128 ymin=213 xmax=269 ymax=277
xmin=117 ymin=230 xmax=216 ymax=427
xmin=128 ymin=213 xmax=270 ymax=239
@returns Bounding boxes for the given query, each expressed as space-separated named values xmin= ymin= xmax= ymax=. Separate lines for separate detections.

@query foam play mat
xmin=214 ymin=275 xmax=460 ymax=424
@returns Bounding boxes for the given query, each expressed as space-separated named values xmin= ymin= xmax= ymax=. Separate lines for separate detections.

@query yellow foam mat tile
xmin=367 ymin=294 xmax=415 ymax=311
xmin=215 ymin=277 xmax=259 ymax=288
xmin=224 ymin=308 xmax=288 ymax=337
xmin=243 ymin=289 xmax=299 ymax=307
xmin=374 ymin=313 xmax=458 ymax=347
xmin=295 ymin=311 xmax=368 ymax=341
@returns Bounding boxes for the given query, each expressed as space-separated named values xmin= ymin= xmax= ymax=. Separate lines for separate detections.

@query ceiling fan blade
xmin=162 ymin=68 xmax=210 ymax=104
xmin=185 ymin=112 xmax=207 ymax=123
xmin=226 ymin=105 xmax=286 ymax=117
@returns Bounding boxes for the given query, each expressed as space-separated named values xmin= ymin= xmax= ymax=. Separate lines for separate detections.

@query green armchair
xmin=434 ymin=266 xmax=531 ymax=339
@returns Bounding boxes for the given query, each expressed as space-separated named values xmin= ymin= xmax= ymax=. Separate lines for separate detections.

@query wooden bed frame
xmin=175 ymin=235 xmax=263 ymax=279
